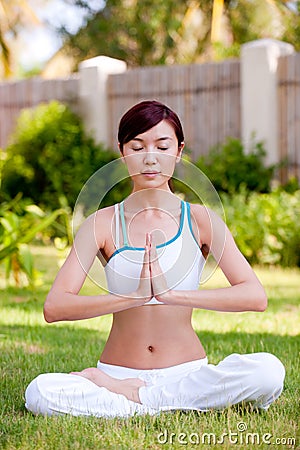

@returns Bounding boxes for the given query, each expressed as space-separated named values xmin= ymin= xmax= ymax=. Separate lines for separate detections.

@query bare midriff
xmin=100 ymin=305 xmax=206 ymax=369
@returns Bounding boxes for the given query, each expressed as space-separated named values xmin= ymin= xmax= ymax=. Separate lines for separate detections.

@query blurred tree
xmin=0 ymin=0 xmax=40 ymax=78
xmin=210 ymin=0 xmax=300 ymax=60
xmin=227 ymin=1 xmax=300 ymax=46
xmin=63 ymin=0 xmax=202 ymax=66
xmin=61 ymin=0 xmax=300 ymax=68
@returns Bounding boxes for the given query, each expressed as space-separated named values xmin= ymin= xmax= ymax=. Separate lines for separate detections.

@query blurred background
xmin=1 ymin=5 xmax=299 ymax=447
xmin=0 ymin=0 xmax=299 ymax=287
xmin=1 ymin=1 xmax=299 ymax=78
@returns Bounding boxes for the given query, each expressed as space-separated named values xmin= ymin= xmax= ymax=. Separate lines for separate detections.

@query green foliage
xmin=196 ymin=137 xmax=276 ymax=194
xmin=228 ymin=0 xmax=300 ymax=52
xmin=280 ymin=176 xmax=300 ymax=194
xmin=212 ymin=41 xmax=240 ymax=61
xmin=64 ymin=0 xmax=195 ymax=67
xmin=61 ymin=0 xmax=300 ymax=69
xmin=1 ymin=101 xmax=119 ymax=210
xmin=222 ymin=189 xmax=300 ymax=267
xmin=0 ymin=195 xmax=70 ymax=287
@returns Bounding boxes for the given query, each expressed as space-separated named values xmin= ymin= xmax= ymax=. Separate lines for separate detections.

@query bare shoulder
xmin=93 ymin=204 xmax=115 ymax=224
xmin=189 ymin=203 xmax=214 ymax=230
xmin=190 ymin=203 xmax=226 ymax=225
xmin=189 ymin=203 xmax=210 ymax=221
xmin=189 ymin=203 xmax=227 ymax=247
xmin=93 ymin=204 xmax=115 ymax=232
xmin=78 ymin=205 xmax=115 ymax=229
xmin=75 ymin=205 xmax=116 ymax=248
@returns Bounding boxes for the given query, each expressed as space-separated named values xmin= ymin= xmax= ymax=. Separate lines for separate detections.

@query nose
xmin=143 ymin=150 xmax=158 ymax=165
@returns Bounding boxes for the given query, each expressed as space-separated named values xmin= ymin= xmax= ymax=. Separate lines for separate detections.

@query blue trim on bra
xmin=119 ymin=201 xmax=128 ymax=246
xmin=186 ymin=202 xmax=202 ymax=251
xmin=106 ymin=200 xmax=185 ymax=264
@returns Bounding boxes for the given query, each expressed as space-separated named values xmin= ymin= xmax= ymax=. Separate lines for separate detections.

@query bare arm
xmin=153 ymin=205 xmax=267 ymax=312
xmin=44 ymin=211 xmax=152 ymax=323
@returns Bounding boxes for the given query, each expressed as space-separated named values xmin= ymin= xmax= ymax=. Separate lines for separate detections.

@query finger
xmin=141 ymin=239 xmax=150 ymax=277
xmin=150 ymin=244 xmax=159 ymax=268
xmin=144 ymin=241 xmax=150 ymax=263
xmin=146 ymin=232 xmax=152 ymax=250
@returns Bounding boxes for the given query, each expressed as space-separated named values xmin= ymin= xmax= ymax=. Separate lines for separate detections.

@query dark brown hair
xmin=118 ymin=100 xmax=184 ymax=152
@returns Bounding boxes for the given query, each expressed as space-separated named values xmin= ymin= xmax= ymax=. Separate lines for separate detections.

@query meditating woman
xmin=25 ymin=100 xmax=285 ymax=417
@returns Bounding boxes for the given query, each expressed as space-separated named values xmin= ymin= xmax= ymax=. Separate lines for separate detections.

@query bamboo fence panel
xmin=107 ymin=60 xmax=241 ymax=160
xmin=0 ymin=76 xmax=79 ymax=149
xmin=277 ymin=53 xmax=300 ymax=182
xmin=1 ymin=54 xmax=298 ymax=179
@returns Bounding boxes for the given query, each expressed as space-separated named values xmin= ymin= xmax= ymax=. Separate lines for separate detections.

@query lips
xmin=141 ymin=172 xmax=161 ymax=178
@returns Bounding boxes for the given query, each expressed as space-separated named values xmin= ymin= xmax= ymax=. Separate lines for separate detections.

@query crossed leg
xmin=25 ymin=353 xmax=285 ymax=417
xmin=70 ymin=367 xmax=145 ymax=404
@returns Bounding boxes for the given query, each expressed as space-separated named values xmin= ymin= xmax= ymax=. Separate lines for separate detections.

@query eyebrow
xmin=132 ymin=136 xmax=173 ymax=142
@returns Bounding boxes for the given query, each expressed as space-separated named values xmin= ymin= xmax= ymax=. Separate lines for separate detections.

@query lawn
xmin=0 ymin=245 xmax=299 ymax=449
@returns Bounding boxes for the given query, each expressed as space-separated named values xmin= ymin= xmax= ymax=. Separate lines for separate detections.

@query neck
xmin=126 ymin=187 xmax=180 ymax=211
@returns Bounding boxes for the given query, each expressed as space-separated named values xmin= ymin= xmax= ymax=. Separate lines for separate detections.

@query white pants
xmin=25 ymin=353 xmax=285 ymax=418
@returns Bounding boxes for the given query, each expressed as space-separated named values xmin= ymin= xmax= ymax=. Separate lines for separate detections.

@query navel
xmin=148 ymin=345 xmax=154 ymax=353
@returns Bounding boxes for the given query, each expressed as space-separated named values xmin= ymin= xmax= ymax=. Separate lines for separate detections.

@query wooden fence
xmin=107 ymin=60 xmax=241 ymax=160
xmin=0 ymin=51 xmax=299 ymax=182
xmin=278 ymin=52 xmax=300 ymax=181
xmin=0 ymin=76 xmax=79 ymax=149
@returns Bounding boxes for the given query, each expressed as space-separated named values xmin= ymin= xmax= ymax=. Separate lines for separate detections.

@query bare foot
xmin=70 ymin=367 xmax=145 ymax=403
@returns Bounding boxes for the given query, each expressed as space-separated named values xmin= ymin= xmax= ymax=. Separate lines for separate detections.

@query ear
xmin=176 ymin=142 xmax=184 ymax=163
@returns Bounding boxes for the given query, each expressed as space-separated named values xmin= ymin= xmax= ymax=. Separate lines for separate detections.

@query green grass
xmin=0 ymin=245 xmax=299 ymax=450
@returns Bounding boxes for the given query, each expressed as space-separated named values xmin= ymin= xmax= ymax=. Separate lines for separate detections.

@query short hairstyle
xmin=118 ymin=100 xmax=184 ymax=151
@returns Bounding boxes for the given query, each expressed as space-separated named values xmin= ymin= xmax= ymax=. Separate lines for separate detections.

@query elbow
xmin=254 ymin=288 xmax=268 ymax=312
xmin=43 ymin=294 xmax=59 ymax=323
xmin=43 ymin=304 xmax=56 ymax=323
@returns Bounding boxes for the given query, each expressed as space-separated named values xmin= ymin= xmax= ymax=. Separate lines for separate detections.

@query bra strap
xmin=181 ymin=200 xmax=187 ymax=228
xmin=114 ymin=204 xmax=120 ymax=248
xmin=185 ymin=201 xmax=200 ymax=245
xmin=185 ymin=201 xmax=192 ymax=231
xmin=120 ymin=201 xmax=129 ymax=246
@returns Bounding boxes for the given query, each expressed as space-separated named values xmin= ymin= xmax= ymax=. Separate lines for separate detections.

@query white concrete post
xmin=79 ymin=56 xmax=127 ymax=146
xmin=241 ymin=39 xmax=294 ymax=165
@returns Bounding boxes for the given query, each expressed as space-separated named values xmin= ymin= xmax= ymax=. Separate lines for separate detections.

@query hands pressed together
xmin=134 ymin=232 xmax=172 ymax=305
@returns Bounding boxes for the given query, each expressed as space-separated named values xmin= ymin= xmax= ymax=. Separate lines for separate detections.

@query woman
xmin=25 ymin=100 xmax=285 ymax=417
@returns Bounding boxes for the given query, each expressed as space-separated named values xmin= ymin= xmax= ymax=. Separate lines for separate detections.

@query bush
xmin=1 ymin=101 xmax=120 ymax=210
xmin=0 ymin=195 xmax=71 ymax=286
xmin=196 ymin=137 xmax=276 ymax=194
xmin=222 ymin=189 xmax=300 ymax=267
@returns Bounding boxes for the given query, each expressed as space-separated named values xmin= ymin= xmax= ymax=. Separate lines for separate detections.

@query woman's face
xmin=120 ymin=120 xmax=184 ymax=192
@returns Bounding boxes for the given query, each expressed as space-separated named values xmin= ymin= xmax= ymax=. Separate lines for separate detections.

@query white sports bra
xmin=104 ymin=200 xmax=206 ymax=305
